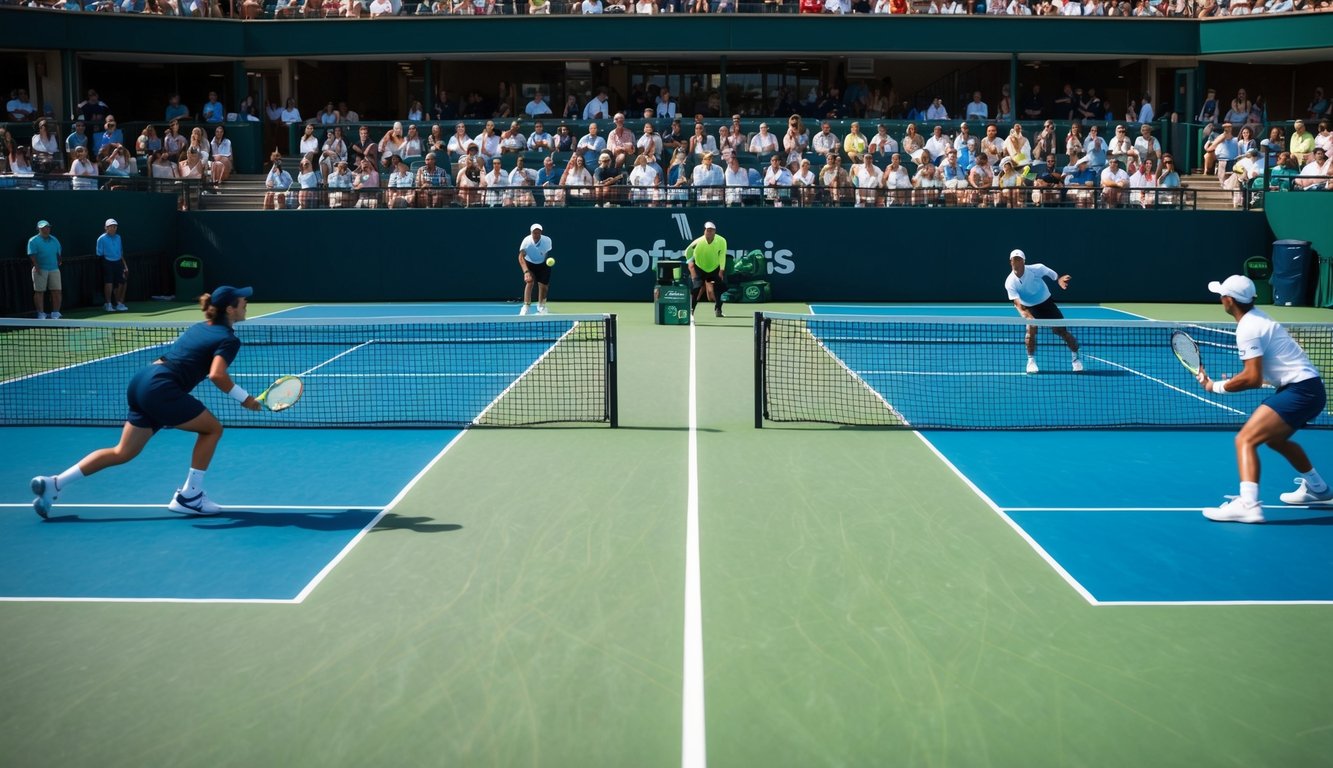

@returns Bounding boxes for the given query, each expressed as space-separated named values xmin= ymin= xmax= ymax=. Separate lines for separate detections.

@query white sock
xmin=56 ymin=465 xmax=85 ymax=491
xmin=1071 ymin=350 xmax=1081 ymax=360
xmin=183 ymin=468 xmax=206 ymax=495
xmin=1300 ymin=469 xmax=1327 ymax=492
xmin=1239 ymin=481 xmax=1260 ymax=504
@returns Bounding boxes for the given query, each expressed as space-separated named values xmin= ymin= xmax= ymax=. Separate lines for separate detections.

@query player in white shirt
xmin=517 ymin=223 xmax=554 ymax=315
xmin=1004 ymin=249 xmax=1082 ymax=374
xmin=1195 ymin=275 xmax=1330 ymax=523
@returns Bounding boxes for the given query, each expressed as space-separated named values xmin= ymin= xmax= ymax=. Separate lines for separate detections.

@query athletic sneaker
xmin=1071 ymin=357 xmax=1084 ymax=373
xmin=1279 ymin=478 xmax=1333 ymax=505
xmin=168 ymin=490 xmax=222 ymax=516
xmin=1202 ymin=496 xmax=1265 ymax=524
xmin=104 ymin=302 xmax=115 ymax=312
xmin=115 ymin=303 xmax=129 ymax=311
xmin=715 ymin=307 xmax=724 ymax=318
xmin=536 ymin=305 xmax=548 ymax=315
xmin=519 ymin=305 xmax=529 ymax=316
xmin=1026 ymin=359 xmax=1039 ymax=374
xmin=30 ymin=476 xmax=58 ymax=519
xmin=49 ymin=311 xmax=61 ymax=319
xmin=36 ymin=312 xmax=46 ymax=320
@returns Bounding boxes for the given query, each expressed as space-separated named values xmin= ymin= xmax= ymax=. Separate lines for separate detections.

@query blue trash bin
xmin=1271 ymin=239 xmax=1312 ymax=306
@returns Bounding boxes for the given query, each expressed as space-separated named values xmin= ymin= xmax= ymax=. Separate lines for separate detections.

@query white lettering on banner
xmin=596 ymin=237 xmax=797 ymax=276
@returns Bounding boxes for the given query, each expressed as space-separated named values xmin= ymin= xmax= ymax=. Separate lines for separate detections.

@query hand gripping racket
xmin=256 ymin=375 xmax=303 ymax=412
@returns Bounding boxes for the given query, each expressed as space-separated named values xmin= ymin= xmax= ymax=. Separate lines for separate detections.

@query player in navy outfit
xmin=30 ymin=286 xmax=260 ymax=519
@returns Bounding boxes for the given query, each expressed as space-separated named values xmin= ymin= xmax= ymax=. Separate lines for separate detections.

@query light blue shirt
xmin=202 ymin=101 xmax=224 ymax=123
xmin=28 ymin=234 xmax=62 ymax=270
xmin=96 ymin=233 xmax=123 ymax=263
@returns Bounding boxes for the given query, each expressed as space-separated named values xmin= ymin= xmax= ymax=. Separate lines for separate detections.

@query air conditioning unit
xmin=846 ymin=57 xmax=875 ymax=77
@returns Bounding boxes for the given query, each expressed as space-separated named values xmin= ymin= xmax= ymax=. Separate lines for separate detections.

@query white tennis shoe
xmin=104 ymin=302 xmax=115 ymax=312
xmin=169 ymin=490 xmax=222 ymax=516
xmin=519 ymin=305 xmax=529 ymax=316
xmin=536 ymin=304 xmax=548 ymax=315
xmin=1279 ymin=479 xmax=1333 ymax=505
xmin=115 ymin=303 xmax=129 ymax=311
xmin=36 ymin=312 xmax=47 ymax=320
xmin=1071 ymin=357 xmax=1084 ymax=372
xmin=50 ymin=311 xmax=61 ymax=319
xmin=30 ymin=475 xmax=58 ymax=519
xmin=1202 ymin=496 xmax=1265 ymax=523
xmin=1025 ymin=359 xmax=1039 ymax=374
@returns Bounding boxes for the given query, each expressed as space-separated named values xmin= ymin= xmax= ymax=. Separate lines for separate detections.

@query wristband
xmin=229 ymin=385 xmax=250 ymax=403
xmin=1211 ymin=380 xmax=1230 ymax=394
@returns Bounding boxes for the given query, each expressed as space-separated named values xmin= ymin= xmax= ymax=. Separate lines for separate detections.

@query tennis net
xmin=0 ymin=315 xmax=617 ymax=428
xmin=755 ymin=312 xmax=1333 ymax=430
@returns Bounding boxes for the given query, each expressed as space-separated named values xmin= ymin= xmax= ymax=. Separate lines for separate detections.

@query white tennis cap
xmin=704 ymin=221 xmax=716 ymax=230
xmin=105 ymin=218 xmax=118 ymax=227
xmin=1010 ymin=249 xmax=1026 ymax=261
xmin=1208 ymin=275 xmax=1257 ymax=303
xmin=530 ymin=223 xmax=542 ymax=232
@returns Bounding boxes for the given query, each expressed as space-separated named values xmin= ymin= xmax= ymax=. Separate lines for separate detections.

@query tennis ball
xmin=546 ymin=257 xmax=556 ymax=266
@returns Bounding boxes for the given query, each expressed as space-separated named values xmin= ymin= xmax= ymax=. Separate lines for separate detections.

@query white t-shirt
xmin=520 ymin=234 xmax=553 ymax=264
xmin=1005 ymin=263 xmax=1058 ymax=306
xmin=1235 ymin=309 xmax=1319 ymax=388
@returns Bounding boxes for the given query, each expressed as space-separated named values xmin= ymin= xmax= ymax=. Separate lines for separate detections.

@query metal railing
xmin=0 ymin=173 xmax=206 ymax=208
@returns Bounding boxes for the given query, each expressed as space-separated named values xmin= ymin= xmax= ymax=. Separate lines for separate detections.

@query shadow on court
xmin=371 ymin=513 xmax=463 ymax=534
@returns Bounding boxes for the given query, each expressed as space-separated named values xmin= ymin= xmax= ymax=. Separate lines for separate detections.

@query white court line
xmin=911 ymin=432 xmax=1099 ymax=606
xmin=1083 ymin=354 xmax=1248 ymax=416
xmin=1006 ymin=505 xmax=1333 ymax=512
xmin=0 ymin=503 xmax=382 ymax=510
xmin=681 ymin=316 xmax=706 ymax=768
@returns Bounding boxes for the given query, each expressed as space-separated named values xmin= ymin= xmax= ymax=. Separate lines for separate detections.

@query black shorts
xmin=526 ymin=260 xmax=551 ymax=286
xmin=692 ymin=267 xmax=725 ymax=291
xmin=1024 ymin=297 xmax=1064 ymax=320
xmin=102 ymin=259 xmax=126 ymax=286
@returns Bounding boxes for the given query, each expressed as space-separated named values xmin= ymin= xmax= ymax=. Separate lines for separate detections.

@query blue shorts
xmin=1263 ymin=377 xmax=1326 ymax=430
xmin=126 ymin=365 xmax=206 ymax=431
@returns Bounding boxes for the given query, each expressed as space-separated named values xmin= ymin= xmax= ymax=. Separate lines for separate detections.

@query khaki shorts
xmin=32 ymin=268 xmax=62 ymax=292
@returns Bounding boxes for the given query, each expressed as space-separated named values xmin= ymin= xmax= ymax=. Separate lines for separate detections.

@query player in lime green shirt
xmin=684 ymin=221 xmax=728 ymax=318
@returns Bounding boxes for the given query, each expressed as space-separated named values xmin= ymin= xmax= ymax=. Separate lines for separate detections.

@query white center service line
xmin=682 ymin=316 xmax=706 ymax=768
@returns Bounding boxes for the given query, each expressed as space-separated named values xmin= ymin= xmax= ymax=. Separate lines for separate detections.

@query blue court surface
xmin=813 ymin=303 xmax=1333 ymax=605
xmin=0 ymin=304 xmax=542 ymax=602
xmin=0 ymin=427 xmax=458 ymax=601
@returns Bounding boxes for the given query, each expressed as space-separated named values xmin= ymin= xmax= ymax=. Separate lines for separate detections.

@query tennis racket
xmin=256 ymin=375 xmax=304 ymax=412
xmin=1170 ymin=330 xmax=1202 ymax=376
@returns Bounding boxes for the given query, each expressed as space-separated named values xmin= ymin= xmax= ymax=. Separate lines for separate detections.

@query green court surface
xmin=3 ymin=300 xmax=1333 ymax=767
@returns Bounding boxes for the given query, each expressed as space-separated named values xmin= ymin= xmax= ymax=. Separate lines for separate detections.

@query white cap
xmin=1208 ymin=275 xmax=1257 ymax=303
xmin=105 ymin=218 xmax=118 ymax=227
xmin=704 ymin=221 xmax=716 ymax=230
xmin=1010 ymin=249 xmax=1026 ymax=261
xmin=530 ymin=223 xmax=542 ymax=232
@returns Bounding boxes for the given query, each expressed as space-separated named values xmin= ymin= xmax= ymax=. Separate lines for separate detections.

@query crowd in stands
xmin=8 ymin=0 xmax=1332 ymax=14
xmin=5 ymin=81 xmax=1330 ymax=208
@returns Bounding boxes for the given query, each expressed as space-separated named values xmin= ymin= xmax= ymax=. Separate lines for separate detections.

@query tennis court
xmin=2 ymin=299 xmax=1332 ymax=767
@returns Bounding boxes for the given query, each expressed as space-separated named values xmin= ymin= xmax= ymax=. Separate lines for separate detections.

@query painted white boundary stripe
xmin=0 ymin=503 xmax=383 ymax=510
xmin=0 ymin=430 xmax=471 ymax=605
xmin=1005 ymin=506 xmax=1333 ymax=512
xmin=682 ymin=317 xmax=706 ymax=768
xmin=911 ymin=431 xmax=1099 ymax=606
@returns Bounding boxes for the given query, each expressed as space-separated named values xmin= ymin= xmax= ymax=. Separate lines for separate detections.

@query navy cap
xmin=209 ymin=285 xmax=253 ymax=308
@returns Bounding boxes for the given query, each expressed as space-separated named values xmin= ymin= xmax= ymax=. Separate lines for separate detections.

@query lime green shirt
xmin=685 ymin=234 xmax=728 ymax=272
xmin=1290 ymin=131 xmax=1315 ymax=158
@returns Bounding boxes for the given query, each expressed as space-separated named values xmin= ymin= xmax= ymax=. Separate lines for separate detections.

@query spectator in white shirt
xmin=762 ymin=154 xmax=792 ymax=207
xmin=924 ymin=125 xmax=952 ymax=165
xmin=723 ymin=155 xmax=751 ymax=206
xmin=524 ymin=90 xmax=553 ymax=118
xmin=279 ymin=98 xmax=302 ymax=126
xmin=1099 ymin=157 xmax=1130 ymax=206
xmin=925 ymin=98 xmax=949 ymax=120
xmin=1138 ymin=94 xmax=1154 ymax=124
xmin=748 ymin=123 xmax=779 ymax=154
xmin=964 ymin=92 xmax=989 ymax=121
xmin=583 ymin=89 xmax=610 ymax=120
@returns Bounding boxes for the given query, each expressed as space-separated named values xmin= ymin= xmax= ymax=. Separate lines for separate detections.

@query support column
xmin=1009 ymin=53 xmax=1018 ymax=124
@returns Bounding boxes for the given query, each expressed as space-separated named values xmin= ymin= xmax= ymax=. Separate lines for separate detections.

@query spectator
xmin=9 ymin=145 xmax=33 ymax=176
xmin=201 ymin=91 xmax=225 ymax=124
xmin=967 ymin=153 xmax=994 ymax=206
xmin=1108 ymin=124 xmax=1135 ymax=168
xmin=919 ymin=124 xmax=948 ymax=166
xmin=850 ymin=152 xmax=882 ymax=207
xmin=65 ymin=121 xmax=88 ymax=156
xmin=637 ymin=121 xmax=663 ymax=159
xmin=1132 ymin=123 xmax=1161 ymax=167
xmin=279 ymin=98 xmax=302 ymax=126
xmin=93 ymin=116 xmax=124 ymax=155
xmin=67 ymin=146 xmax=98 ymax=189
xmin=882 ymin=153 xmax=911 ymax=206
xmin=629 ymin=154 xmax=662 ymax=207
xmin=1078 ymin=87 xmax=1104 ymax=122
xmin=965 ymin=91 xmax=989 ymax=121
xmin=1316 ymin=120 xmax=1331 ymax=156
xmin=524 ymin=90 xmax=553 ymax=118
xmin=163 ymin=121 xmax=186 ymax=161
xmin=1128 ymin=157 xmax=1157 ymax=207
xmin=400 ymin=124 xmax=424 ymax=162
xmin=1083 ymin=124 xmax=1107 ymax=170
xmin=868 ymin=124 xmax=899 ymax=161
xmin=560 ymin=153 xmax=593 ymax=205
xmin=264 ymin=156 xmax=294 ymax=209
xmin=445 ymin=122 xmax=474 ymax=159
xmin=1197 ymin=88 xmax=1219 ymax=128
xmin=691 ymin=152 xmax=723 ymax=205
xmin=842 ymin=122 xmax=869 ymax=162
xmin=925 ymin=97 xmax=949 ymax=120
xmin=1309 ymin=88 xmax=1330 ymax=122
xmin=722 ymin=154 xmax=749 ymax=206
xmin=1224 ymin=89 xmax=1250 ymax=125
xmin=665 ymin=149 xmax=691 ymax=206
xmin=407 ymin=101 xmax=424 ymax=122
xmin=103 ymin=145 xmax=135 ymax=180
xmin=507 ymin=156 xmax=537 ymax=207
xmin=210 ymin=126 xmax=234 ymax=189
xmin=979 ymin=123 xmax=1003 ymax=168
xmin=1260 ymin=125 xmax=1286 ymax=157
xmin=296 ymin=157 xmax=322 ymax=209
xmin=1100 ymin=157 xmax=1129 ymax=206
xmin=28 ymin=220 xmax=63 ymax=320
xmin=1030 ymin=152 xmax=1064 ymax=206
xmin=811 ymin=121 xmax=840 ymax=157
xmin=319 ymin=126 xmax=347 ymax=179
xmin=1205 ymin=122 xmax=1242 ymax=176
xmin=527 ymin=121 xmax=554 ymax=153
xmin=7 ymin=88 xmax=36 ymax=122
xmin=1291 ymin=120 xmax=1316 ymax=165
xmin=149 ymin=149 xmax=179 ymax=181
xmin=820 ymin=154 xmax=850 ymax=206
xmin=384 ymin=156 xmax=414 ymax=208
xmin=1138 ymin=93 xmax=1154 ymax=123
xmin=1063 ymin=154 xmax=1097 ymax=207
xmin=1052 ymin=83 xmax=1075 ymax=120
xmin=96 ymin=219 xmax=129 ymax=312
xmin=1235 ymin=124 xmax=1258 ymax=156
xmin=317 ymin=102 xmax=340 ymax=125
xmin=136 ymin=125 xmax=162 ymax=157
xmin=535 ymin=155 xmax=562 ymax=207
xmin=78 ymin=90 xmax=110 ymax=127
xmin=606 ymin=113 xmax=636 ymax=168
xmin=1298 ymin=147 xmax=1330 ymax=190
xmin=1022 ymin=85 xmax=1044 ymax=120
xmin=1155 ymin=154 xmax=1182 ymax=204
xmin=473 ymin=120 xmax=501 ymax=161
xmin=583 ymin=88 xmax=611 ymax=120
xmin=747 ymin=122 xmax=778 ymax=155
xmin=1003 ymin=123 xmax=1032 ymax=170
xmin=30 ymin=119 xmax=61 ymax=174
xmin=655 ymin=88 xmax=678 ymax=119
xmin=326 ymin=160 xmax=355 ymax=208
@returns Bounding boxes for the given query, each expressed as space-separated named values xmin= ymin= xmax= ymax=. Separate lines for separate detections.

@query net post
xmin=753 ymin=310 xmax=765 ymax=429
xmin=606 ymin=314 xmax=618 ymax=428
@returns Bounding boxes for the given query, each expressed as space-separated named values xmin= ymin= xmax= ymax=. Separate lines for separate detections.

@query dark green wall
xmin=177 ymin=208 xmax=1272 ymax=304
xmin=7 ymin=7 xmax=1329 ymax=60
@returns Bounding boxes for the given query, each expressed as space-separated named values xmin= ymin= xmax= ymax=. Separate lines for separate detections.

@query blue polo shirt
xmin=27 ymin=234 xmax=62 ymax=271
xmin=202 ymin=101 xmax=224 ymax=123
xmin=96 ymin=233 xmax=123 ymax=263
xmin=161 ymin=322 xmax=242 ymax=392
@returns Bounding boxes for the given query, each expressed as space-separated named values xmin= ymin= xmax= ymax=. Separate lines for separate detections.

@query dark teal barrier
xmin=177 ymin=208 xmax=1272 ymax=304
